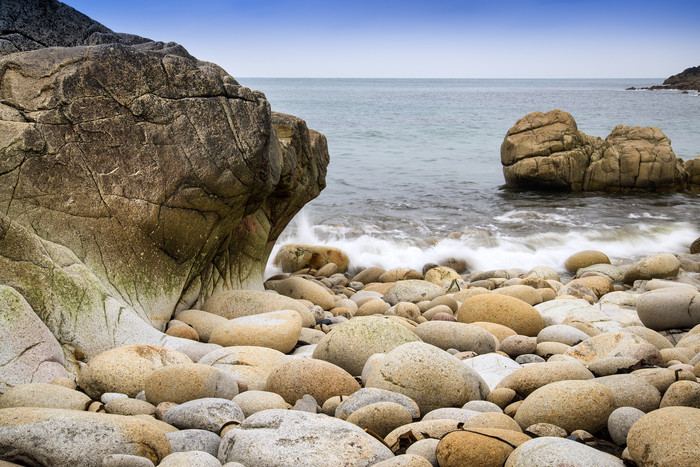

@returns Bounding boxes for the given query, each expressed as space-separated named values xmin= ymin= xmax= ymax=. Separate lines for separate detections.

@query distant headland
xmin=627 ymin=65 xmax=700 ymax=92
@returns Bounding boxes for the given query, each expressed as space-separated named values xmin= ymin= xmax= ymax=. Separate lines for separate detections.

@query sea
xmin=237 ymin=78 xmax=700 ymax=277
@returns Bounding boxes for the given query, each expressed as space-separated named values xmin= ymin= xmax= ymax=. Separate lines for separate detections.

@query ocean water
xmin=238 ymin=78 xmax=700 ymax=275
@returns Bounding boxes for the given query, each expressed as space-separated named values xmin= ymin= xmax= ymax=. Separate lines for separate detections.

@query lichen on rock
xmin=0 ymin=0 xmax=329 ymax=364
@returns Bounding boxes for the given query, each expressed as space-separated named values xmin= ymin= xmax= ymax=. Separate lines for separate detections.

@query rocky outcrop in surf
xmin=627 ymin=65 xmax=700 ymax=92
xmin=501 ymin=110 xmax=691 ymax=192
xmin=0 ymin=0 xmax=329 ymax=371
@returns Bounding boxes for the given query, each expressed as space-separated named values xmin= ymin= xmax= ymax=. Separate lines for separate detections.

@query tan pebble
xmin=535 ymin=341 xmax=571 ymax=357
xmin=492 ymin=285 xmax=543 ymax=306
xmin=105 ymin=398 xmax=156 ymax=416
xmin=144 ymin=363 xmax=239 ymax=405
xmin=538 ymin=288 xmax=557 ymax=302
xmin=426 ymin=295 xmax=459 ymax=312
xmin=394 ymin=302 xmax=421 ymax=320
xmin=356 ymin=298 xmax=390 ymax=316
xmin=627 ymin=406 xmax=700 ymax=466
xmin=77 ymin=345 xmax=192 ymax=399
xmin=49 ymin=377 xmax=77 ymax=390
xmin=266 ymin=358 xmax=360 ymax=405
xmin=504 ymin=400 xmax=522 ymax=417
xmin=436 ymin=428 xmax=531 ymax=467
xmin=379 ymin=268 xmax=423 ymax=282
xmin=471 ymin=322 xmax=517 ymax=343
xmin=432 ymin=312 xmax=457 ymax=322
xmin=486 ymin=388 xmax=516 ymax=409
xmin=173 ymin=309 xmax=228 ymax=342
xmin=352 ymin=267 xmax=387 ymax=284
xmin=465 ymin=412 xmax=523 ymax=432
xmin=87 ymin=401 xmax=105 ymax=413
xmin=384 ymin=419 xmax=462 ymax=448
xmin=659 ymin=380 xmax=700 ymax=408
xmin=514 ymin=380 xmax=616 ymax=433
xmin=564 ymin=250 xmax=611 ymax=274
xmin=346 ymin=401 xmax=413 ymax=438
xmin=457 ymin=294 xmax=543 ymax=336
xmin=155 ymin=401 xmax=178 ymax=420
xmin=422 ymin=305 xmax=453 ymax=320
xmin=499 ymin=335 xmax=537 ymax=358
xmin=660 ymin=347 xmax=695 ymax=364
xmin=321 ymin=395 xmax=343 ymax=416
xmin=524 ymin=422 xmax=568 ymax=437
xmin=165 ymin=323 xmax=199 ymax=341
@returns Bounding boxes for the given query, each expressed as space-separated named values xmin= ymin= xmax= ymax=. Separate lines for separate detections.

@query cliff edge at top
xmin=0 ymin=0 xmax=329 ymax=380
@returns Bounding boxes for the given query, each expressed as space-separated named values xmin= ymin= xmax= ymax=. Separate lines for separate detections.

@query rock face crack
xmin=0 ymin=0 xmax=329 ymax=359
xmin=501 ymin=109 xmax=690 ymax=192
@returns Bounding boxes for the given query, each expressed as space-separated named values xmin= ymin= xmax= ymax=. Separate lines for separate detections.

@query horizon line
xmin=237 ymin=76 xmax=666 ymax=80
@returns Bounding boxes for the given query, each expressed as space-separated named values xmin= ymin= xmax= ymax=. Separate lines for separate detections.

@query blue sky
xmin=62 ymin=0 xmax=700 ymax=78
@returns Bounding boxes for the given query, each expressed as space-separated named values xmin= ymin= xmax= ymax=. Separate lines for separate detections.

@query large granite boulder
xmin=0 ymin=0 xmax=328 ymax=362
xmin=501 ymin=109 xmax=688 ymax=192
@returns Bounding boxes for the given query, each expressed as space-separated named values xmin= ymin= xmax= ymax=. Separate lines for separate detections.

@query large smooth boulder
xmin=365 ymin=342 xmax=487 ymax=414
xmin=208 ymin=310 xmax=302 ymax=353
xmin=0 ymin=383 xmax=91 ymax=411
xmin=501 ymin=109 xmax=688 ymax=192
xmin=636 ymin=286 xmax=700 ymax=330
xmin=335 ymin=387 xmax=421 ymax=420
xmin=201 ymin=290 xmax=314 ymax=327
xmin=0 ymin=0 xmax=328 ymax=361
xmin=505 ymin=437 xmax=624 ymax=466
xmin=495 ymin=360 xmax=594 ymax=397
xmin=383 ymin=280 xmax=445 ymax=305
xmin=144 ymin=363 xmax=239 ymax=405
xmin=595 ymin=374 xmax=661 ymax=413
xmin=414 ymin=321 xmax=497 ymax=354
xmin=457 ymin=294 xmax=544 ymax=336
xmin=0 ymin=407 xmax=171 ymax=465
xmin=217 ymin=409 xmax=394 ymax=466
xmin=266 ymin=358 xmax=360 ymax=405
xmin=77 ymin=345 xmax=192 ymax=399
xmin=564 ymin=250 xmax=611 ymax=273
xmin=0 ymin=285 xmax=68 ymax=394
xmin=198 ymin=345 xmax=288 ymax=391
xmin=564 ymin=332 xmax=664 ymax=366
xmin=162 ymin=398 xmax=244 ymax=432
xmin=436 ymin=428 xmax=531 ymax=467
xmin=627 ymin=407 xmax=700 ymax=466
xmin=623 ymin=253 xmax=681 ymax=283
xmin=265 ymin=277 xmax=335 ymax=310
xmin=514 ymin=380 xmax=616 ymax=433
xmin=312 ymin=316 xmax=421 ymax=376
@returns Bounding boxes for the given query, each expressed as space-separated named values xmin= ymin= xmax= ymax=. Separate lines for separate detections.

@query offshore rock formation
xmin=627 ymin=65 xmax=700 ymax=92
xmin=501 ymin=110 xmax=690 ymax=192
xmin=0 ymin=0 xmax=329 ymax=368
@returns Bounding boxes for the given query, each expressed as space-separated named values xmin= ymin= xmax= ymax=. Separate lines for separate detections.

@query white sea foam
xmin=266 ymin=210 xmax=699 ymax=278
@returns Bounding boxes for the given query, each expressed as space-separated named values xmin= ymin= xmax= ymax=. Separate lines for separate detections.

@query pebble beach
xmin=2 ymin=243 xmax=699 ymax=466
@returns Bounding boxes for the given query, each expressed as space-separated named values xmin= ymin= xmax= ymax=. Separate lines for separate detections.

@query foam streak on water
xmin=240 ymin=78 xmax=700 ymax=277
xmin=266 ymin=209 xmax=698 ymax=277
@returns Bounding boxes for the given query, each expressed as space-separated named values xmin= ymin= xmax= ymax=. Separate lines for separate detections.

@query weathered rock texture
xmin=628 ymin=65 xmax=700 ymax=92
xmin=501 ymin=110 xmax=689 ymax=192
xmin=0 ymin=0 xmax=328 ymax=363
